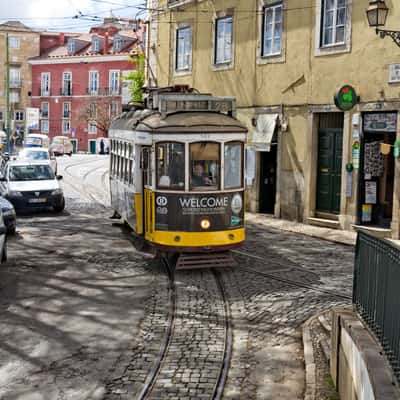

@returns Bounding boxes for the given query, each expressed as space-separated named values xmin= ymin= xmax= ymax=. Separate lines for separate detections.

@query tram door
xmin=141 ymin=147 xmax=153 ymax=239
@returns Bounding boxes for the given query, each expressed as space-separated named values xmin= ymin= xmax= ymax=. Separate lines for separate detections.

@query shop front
xmin=358 ymin=112 xmax=397 ymax=228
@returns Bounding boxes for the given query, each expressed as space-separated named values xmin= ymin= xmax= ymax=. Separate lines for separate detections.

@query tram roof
xmin=111 ymin=110 xmax=247 ymax=134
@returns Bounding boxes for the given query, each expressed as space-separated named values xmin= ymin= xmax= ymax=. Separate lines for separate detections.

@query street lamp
xmin=366 ymin=0 xmax=400 ymax=47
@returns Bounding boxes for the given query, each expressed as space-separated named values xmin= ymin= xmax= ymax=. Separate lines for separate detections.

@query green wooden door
xmin=316 ymin=129 xmax=343 ymax=214
xmin=89 ymin=140 xmax=96 ymax=154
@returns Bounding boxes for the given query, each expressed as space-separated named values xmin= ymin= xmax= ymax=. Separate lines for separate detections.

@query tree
xmin=78 ymin=97 xmax=119 ymax=136
xmin=126 ymin=53 xmax=145 ymax=105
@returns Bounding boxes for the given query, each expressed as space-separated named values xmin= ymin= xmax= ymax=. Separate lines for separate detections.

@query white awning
xmin=249 ymin=113 xmax=278 ymax=152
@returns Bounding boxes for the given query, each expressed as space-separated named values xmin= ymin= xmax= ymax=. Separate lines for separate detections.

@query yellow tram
xmin=109 ymin=87 xmax=247 ymax=268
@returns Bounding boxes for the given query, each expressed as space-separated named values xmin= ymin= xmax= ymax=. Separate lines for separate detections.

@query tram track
xmin=238 ymin=264 xmax=352 ymax=301
xmin=62 ymin=156 xmax=109 ymax=206
xmin=138 ymin=259 xmax=233 ymax=399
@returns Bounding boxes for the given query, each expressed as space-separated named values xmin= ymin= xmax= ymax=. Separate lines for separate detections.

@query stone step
xmin=307 ymin=217 xmax=340 ymax=230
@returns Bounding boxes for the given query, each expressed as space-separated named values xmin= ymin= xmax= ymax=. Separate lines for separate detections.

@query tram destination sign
xmin=155 ymin=192 xmax=244 ymax=232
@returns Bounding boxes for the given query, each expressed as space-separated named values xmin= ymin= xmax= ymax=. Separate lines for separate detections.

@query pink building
xmin=29 ymin=19 xmax=144 ymax=153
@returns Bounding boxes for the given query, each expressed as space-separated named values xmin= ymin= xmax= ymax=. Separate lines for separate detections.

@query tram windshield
xmin=156 ymin=142 xmax=185 ymax=190
xmin=190 ymin=142 xmax=220 ymax=191
xmin=224 ymin=142 xmax=243 ymax=189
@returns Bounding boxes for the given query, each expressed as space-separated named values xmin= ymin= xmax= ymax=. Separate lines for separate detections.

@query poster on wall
xmin=346 ymin=172 xmax=353 ymax=198
xmin=352 ymin=141 xmax=360 ymax=169
xmin=362 ymin=204 xmax=372 ymax=222
xmin=365 ymin=181 xmax=377 ymax=204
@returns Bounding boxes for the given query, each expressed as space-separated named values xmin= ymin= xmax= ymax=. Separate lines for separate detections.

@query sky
xmin=0 ymin=0 xmax=146 ymax=32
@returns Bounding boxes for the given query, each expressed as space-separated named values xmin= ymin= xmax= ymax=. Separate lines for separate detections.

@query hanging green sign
xmin=334 ymin=85 xmax=358 ymax=111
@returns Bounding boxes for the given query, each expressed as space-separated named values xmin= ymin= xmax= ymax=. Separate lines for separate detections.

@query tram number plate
xmin=29 ymin=198 xmax=47 ymax=203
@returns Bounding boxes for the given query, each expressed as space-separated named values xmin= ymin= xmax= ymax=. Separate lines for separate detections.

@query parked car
xmin=18 ymin=147 xmax=57 ymax=174
xmin=50 ymin=136 xmax=73 ymax=156
xmin=0 ymin=196 xmax=16 ymax=234
xmin=0 ymin=160 xmax=65 ymax=212
xmin=24 ymin=134 xmax=50 ymax=149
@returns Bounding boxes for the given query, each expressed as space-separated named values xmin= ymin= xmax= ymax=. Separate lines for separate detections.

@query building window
xmin=63 ymin=102 xmax=71 ymax=118
xmin=8 ymin=36 xmax=20 ymax=49
xmin=10 ymin=67 xmax=21 ymax=88
xmin=10 ymin=91 xmax=19 ymax=103
xmin=89 ymin=71 xmax=99 ymax=95
xmin=262 ymin=2 xmax=283 ymax=56
xmin=214 ymin=16 xmax=233 ymax=65
xmin=113 ymin=35 xmax=122 ymax=52
xmin=175 ymin=26 xmax=192 ymax=71
xmin=67 ymin=38 xmax=75 ymax=55
xmin=62 ymin=119 xmax=71 ymax=134
xmin=0 ymin=111 xmax=3 ymax=120
xmin=89 ymin=103 xmax=97 ymax=119
xmin=41 ymin=102 xmax=49 ymax=118
xmin=109 ymin=70 xmax=120 ymax=95
xmin=41 ymin=72 xmax=50 ymax=96
xmin=62 ymin=72 xmax=72 ymax=96
xmin=41 ymin=119 xmax=49 ymax=133
xmin=321 ymin=0 xmax=347 ymax=47
xmin=88 ymin=121 xmax=97 ymax=134
xmin=92 ymin=36 xmax=100 ymax=53
xmin=14 ymin=111 xmax=24 ymax=121
xmin=109 ymin=101 xmax=118 ymax=118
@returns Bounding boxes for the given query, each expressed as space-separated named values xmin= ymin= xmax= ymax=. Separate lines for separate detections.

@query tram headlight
xmin=200 ymin=219 xmax=211 ymax=230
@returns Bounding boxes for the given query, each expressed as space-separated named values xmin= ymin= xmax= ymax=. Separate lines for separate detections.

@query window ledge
xmin=257 ymin=52 xmax=285 ymax=65
xmin=212 ymin=62 xmax=234 ymax=72
xmin=174 ymin=68 xmax=192 ymax=77
xmin=315 ymin=44 xmax=350 ymax=57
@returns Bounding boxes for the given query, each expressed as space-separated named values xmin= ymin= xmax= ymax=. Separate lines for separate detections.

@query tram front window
xmin=190 ymin=142 xmax=220 ymax=191
xmin=224 ymin=142 xmax=243 ymax=189
xmin=156 ymin=142 xmax=185 ymax=190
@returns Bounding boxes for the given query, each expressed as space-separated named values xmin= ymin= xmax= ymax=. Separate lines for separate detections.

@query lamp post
xmin=366 ymin=0 xmax=400 ymax=47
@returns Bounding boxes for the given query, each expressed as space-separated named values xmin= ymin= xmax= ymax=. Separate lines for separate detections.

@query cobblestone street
xmin=0 ymin=155 xmax=355 ymax=400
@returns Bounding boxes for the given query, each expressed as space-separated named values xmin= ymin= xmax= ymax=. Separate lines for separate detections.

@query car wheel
xmin=8 ymin=226 xmax=16 ymax=235
xmin=68 ymin=152 xmax=72 ymax=157
xmin=54 ymin=197 xmax=65 ymax=213
xmin=2 ymin=237 xmax=7 ymax=262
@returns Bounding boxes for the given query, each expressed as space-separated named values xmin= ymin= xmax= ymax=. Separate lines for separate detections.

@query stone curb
xmin=302 ymin=309 xmax=333 ymax=400
xmin=302 ymin=316 xmax=316 ymax=400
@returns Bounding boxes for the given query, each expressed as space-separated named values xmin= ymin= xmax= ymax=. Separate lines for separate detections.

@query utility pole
xmin=5 ymin=32 xmax=10 ymax=153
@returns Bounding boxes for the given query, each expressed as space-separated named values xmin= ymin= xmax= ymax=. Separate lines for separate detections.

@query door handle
xmin=320 ymin=168 xmax=330 ymax=173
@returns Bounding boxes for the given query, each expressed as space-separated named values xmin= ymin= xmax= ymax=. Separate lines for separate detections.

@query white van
xmin=50 ymin=136 xmax=73 ymax=156
xmin=25 ymin=134 xmax=50 ymax=149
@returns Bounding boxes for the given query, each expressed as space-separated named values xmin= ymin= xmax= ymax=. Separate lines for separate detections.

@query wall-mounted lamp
xmin=366 ymin=0 xmax=400 ymax=47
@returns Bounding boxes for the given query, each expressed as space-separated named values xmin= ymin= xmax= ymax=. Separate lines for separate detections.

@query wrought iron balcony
xmin=87 ymin=87 xmax=121 ymax=96
xmin=40 ymin=89 xmax=51 ymax=97
xmin=9 ymin=80 xmax=21 ymax=89
xmin=60 ymin=87 xmax=73 ymax=96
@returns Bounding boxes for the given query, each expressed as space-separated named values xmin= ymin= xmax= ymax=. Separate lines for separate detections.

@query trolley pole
xmin=5 ymin=33 xmax=11 ymax=153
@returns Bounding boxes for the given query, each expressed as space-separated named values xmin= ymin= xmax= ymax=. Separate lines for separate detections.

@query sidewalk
xmin=246 ymin=213 xmax=357 ymax=246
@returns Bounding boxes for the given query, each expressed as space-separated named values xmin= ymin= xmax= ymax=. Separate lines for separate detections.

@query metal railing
xmin=353 ymin=231 xmax=400 ymax=384
xmin=86 ymin=87 xmax=120 ymax=96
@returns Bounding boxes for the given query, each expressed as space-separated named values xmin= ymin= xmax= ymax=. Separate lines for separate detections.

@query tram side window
xmin=224 ymin=142 xmax=243 ymax=189
xmin=156 ymin=142 xmax=185 ymax=190
xmin=190 ymin=142 xmax=220 ymax=191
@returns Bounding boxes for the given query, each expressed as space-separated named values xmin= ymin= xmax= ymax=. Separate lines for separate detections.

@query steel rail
xmin=137 ymin=256 xmax=176 ymax=400
xmin=239 ymin=265 xmax=352 ymax=301
xmin=212 ymin=269 xmax=233 ymax=400
xmin=62 ymin=157 xmax=108 ymax=206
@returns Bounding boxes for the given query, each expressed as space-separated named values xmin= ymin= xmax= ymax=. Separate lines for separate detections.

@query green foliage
xmin=127 ymin=53 xmax=145 ymax=105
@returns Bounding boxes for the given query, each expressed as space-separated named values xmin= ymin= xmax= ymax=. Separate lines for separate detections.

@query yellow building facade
xmin=149 ymin=0 xmax=400 ymax=238
xmin=0 ymin=22 xmax=40 ymax=136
